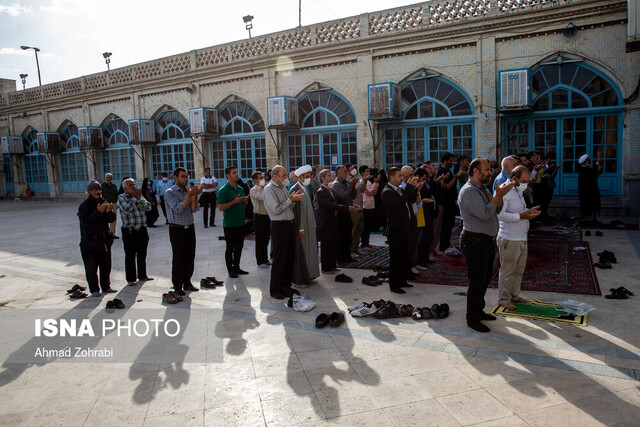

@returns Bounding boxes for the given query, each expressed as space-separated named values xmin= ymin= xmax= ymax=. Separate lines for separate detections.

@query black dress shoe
xmin=481 ymin=312 xmax=497 ymax=321
xmin=400 ymin=283 xmax=414 ymax=288
xmin=438 ymin=303 xmax=450 ymax=319
xmin=184 ymin=283 xmax=199 ymax=292
xmin=329 ymin=312 xmax=345 ymax=328
xmin=315 ymin=313 xmax=330 ymax=328
xmin=175 ymin=289 xmax=186 ymax=296
xmin=200 ymin=279 xmax=216 ymax=289
xmin=390 ymin=287 xmax=406 ymax=294
xmin=236 ymin=269 xmax=249 ymax=275
xmin=467 ymin=321 xmax=490 ymax=332
xmin=204 ymin=224 xmax=208 ymax=228
xmin=283 ymin=288 xmax=301 ymax=297
xmin=271 ymin=293 xmax=286 ymax=300
xmin=229 ymin=271 xmax=238 ymax=278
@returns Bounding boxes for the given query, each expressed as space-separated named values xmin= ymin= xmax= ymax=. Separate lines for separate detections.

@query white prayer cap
xmin=578 ymin=154 xmax=589 ymax=165
xmin=295 ymin=165 xmax=312 ymax=177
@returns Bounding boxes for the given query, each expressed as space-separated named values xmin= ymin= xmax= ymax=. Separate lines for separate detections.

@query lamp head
xmin=20 ymin=73 xmax=28 ymax=79
xmin=103 ymin=52 xmax=112 ymax=59
xmin=242 ymin=15 xmax=254 ymax=23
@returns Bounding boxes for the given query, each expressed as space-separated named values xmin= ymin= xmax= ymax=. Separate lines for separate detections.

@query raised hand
xmin=290 ymin=190 xmax=304 ymax=202
xmin=496 ymin=180 xmax=515 ymax=198
xmin=96 ymin=202 xmax=107 ymax=213
xmin=520 ymin=206 xmax=541 ymax=220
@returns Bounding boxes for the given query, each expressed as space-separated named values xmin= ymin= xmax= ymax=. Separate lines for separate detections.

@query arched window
xmin=383 ymin=75 xmax=475 ymax=168
xmin=102 ymin=116 xmax=136 ymax=182
xmin=60 ymin=124 xmax=88 ymax=193
xmin=504 ymin=56 xmax=623 ymax=196
xmin=23 ymin=129 xmax=49 ymax=195
xmin=151 ymin=109 xmax=194 ymax=180
xmin=212 ymin=100 xmax=266 ymax=183
xmin=287 ymin=89 xmax=357 ymax=170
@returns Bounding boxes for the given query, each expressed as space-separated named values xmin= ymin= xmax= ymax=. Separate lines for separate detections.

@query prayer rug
xmin=489 ymin=300 xmax=589 ymax=326
xmin=342 ymin=228 xmax=601 ymax=296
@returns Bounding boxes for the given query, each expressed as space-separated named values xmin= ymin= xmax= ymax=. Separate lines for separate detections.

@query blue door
xmin=3 ymin=155 xmax=14 ymax=194
xmin=150 ymin=109 xmax=195 ymax=184
xmin=23 ymin=130 xmax=49 ymax=195
xmin=503 ymin=56 xmax=623 ymax=196
xmin=60 ymin=125 xmax=88 ymax=193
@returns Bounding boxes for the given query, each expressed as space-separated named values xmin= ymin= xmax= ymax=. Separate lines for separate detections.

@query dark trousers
xmin=440 ymin=203 xmax=456 ymax=251
xmin=169 ymin=225 xmax=196 ymax=291
xmin=270 ymin=221 xmax=296 ymax=296
xmin=159 ymin=196 xmax=168 ymax=223
xmin=460 ymin=231 xmax=496 ymax=322
xmin=254 ymin=213 xmax=271 ymax=265
xmin=361 ymin=209 xmax=375 ymax=247
xmin=337 ymin=212 xmax=353 ymax=263
xmin=417 ymin=208 xmax=435 ymax=265
xmin=408 ymin=225 xmax=418 ymax=267
xmin=80 ymin=246 xmax=112 ymax=294
xmin=388 ymin=233 xmax=409 ymax=290
xmin=223 ymin=226 xmax=245 ymax=273
xmin=201 ymin=192 xmax=217 ymax=226
xmin=319 ymin=228 xmax=338 ymax=272
xmin=121 ymin=226 xmax=149 ymax=282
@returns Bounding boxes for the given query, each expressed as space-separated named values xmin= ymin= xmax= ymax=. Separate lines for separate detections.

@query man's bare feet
xmin=140 ymin=277 xmax=154 ymax=281
xmin=513 ymin=297 xmax=529 ymax=303
xmin=501 ymin=302 xmax=517 ymax=310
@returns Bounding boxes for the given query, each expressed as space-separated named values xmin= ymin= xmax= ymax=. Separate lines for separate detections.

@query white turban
xmin=578 ymin=154 xmax=589 ymax=165
xmin=295 ymin=165 xmax=312 ymax=177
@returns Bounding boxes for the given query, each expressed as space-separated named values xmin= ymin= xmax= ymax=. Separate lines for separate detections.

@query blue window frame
xmin=3 ymin=155 xmax=15 ymax=194
xmin=60 ymin=124 xmax=88 ymax=193
xmin=383 ymin=76 xmax=475 ymax=167
xmin=503 ymin=57 xmax=623 ymax=196
xmin=286 ymin=89 xmax=357 ymax=170
xmin=151 ymin=110 xmax=194 ymax=182
xmin=211 ymin=101 xmax=266 ymax=186
xmin=102 ymin=116 xmax=136 ymax=183
xmin=23 ymin=129 xmax=49 ymax=195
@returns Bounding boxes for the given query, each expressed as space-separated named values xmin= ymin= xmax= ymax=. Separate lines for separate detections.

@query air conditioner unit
xmin=78 ymin=126 xmax=105 ymax=150
xmin=189 ymin=107 xmax=219 ymax=136
xmin=128 ymin=119 xmax=155 ymax=145
xmin=368 ymin=82 xmax=402 ymax=120
xmin=7 ymin=136 xmax=24 ymax=155
xmin=37 ymin=132 xmax=61 ymax=154
xmin=499 ymin=69 xmax=530 ymax=110
xmin=267 ymin=96 xmax=299 ymax=128
xmin=1 ymin=136 xmax=14 ymax=155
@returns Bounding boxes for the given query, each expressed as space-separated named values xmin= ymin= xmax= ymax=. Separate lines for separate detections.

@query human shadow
xmin=214 ymin=276 xmax=260 ymax=358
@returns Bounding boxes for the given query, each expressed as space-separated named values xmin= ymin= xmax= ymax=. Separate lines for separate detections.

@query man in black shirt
xmin=436 ymin=152 xmax=458 ymax=252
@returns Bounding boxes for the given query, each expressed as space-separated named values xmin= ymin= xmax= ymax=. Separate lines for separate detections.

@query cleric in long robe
xmin=290 ymin=165 xmax=320 ymax=286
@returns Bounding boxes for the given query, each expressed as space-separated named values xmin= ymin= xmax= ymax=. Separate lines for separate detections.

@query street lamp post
xmin=19 ymin=74 xmax=28 ymax=90
xmin=20 ymin=46 xmax=41 ymax=86
xmin=243 ymin=15 xmax=254 ymax=38
xmin=103 ymin=52 xmax=112 ymax=72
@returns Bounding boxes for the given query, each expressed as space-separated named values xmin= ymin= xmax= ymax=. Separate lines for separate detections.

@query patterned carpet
xmin=343 ymin=227 xmax=602 ymax=296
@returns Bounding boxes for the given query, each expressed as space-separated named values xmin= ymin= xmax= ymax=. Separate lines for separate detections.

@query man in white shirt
xmin=200 ymin=167 xmax=218 ymax=228
xmin=496 ymin=165 xmax=541 ymax=309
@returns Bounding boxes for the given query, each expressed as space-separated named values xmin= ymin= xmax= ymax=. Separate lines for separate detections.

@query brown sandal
xmin=168 ymin=291 xmax=183 ymax=302
xmin=162 ymin=293 xmax=178 ymax=304
xmin=69 ymin=290 xmax=87 ymax=298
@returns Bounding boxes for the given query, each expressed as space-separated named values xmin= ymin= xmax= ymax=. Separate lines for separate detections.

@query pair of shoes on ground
xmin=605 ymin=286 xmax=634 ymax=299
xmin=361 ymin=276 xmax=383 ymax=286
xmin=105 ymin=298 xmax=125 ymax=309
xmin=271 ymin=288 xmax=301 ymax=300
xmin=335 ymin=273 xmax=353 ymax=283
xmin=597 ymin=250 xmax=617 ymax=263
xmin=228 ymin=268 xmax=249 ymax=278
xmin=316 ymin=312 xmax=345 ymax=328
xmin=348 ymin=300 xmax=386 ymax=317
xmin=67 ymin=284 xmax=87 ymax=298
xmin=201 ymin=277 xmax=223 ymax=289
xmin=584 ymin=230 xmax=603 ymax=237
xmin=163 ymin=291 xmax=184 ymax=304
xmin=467 ymin=312 xmax=497 ymax=333
xmin=373 ymin=301 xmax=414 ymax=319
xmin=375 ymin=272 xmax=389 ymax=280
xmin=412 ymin=303 xmax=450 ymax=320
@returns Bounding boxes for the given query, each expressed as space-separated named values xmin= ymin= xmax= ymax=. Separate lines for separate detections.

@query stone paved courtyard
xmin=0 ymin=200 xmax=639 ymax=426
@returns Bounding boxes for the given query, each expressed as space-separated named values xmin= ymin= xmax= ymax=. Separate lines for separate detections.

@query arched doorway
xmin=102 ymin=115 xmax=136 ymax=183
xmin=383 ymin=73 xmax=475 ymax=168
xmin=286 ymin=88 xmax=357 ymax=170
xmin=60 ymin=124 xmax=88 ymax=193
xmin=150 ymin=109 xmax=194 ymax=181
xmin=503 ymin=56 xmax=623 ymax=196
xmin=23 ymin=128 xmax=49 ymax=195
xmin=211 ymin=100 xmax=266 ymax=185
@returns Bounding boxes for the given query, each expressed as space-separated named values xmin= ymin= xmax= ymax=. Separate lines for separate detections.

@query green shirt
xmin=217 ymin=182 xmax=246 ymax=228
xmin=101 ymin=182 xmax=118 ymax=203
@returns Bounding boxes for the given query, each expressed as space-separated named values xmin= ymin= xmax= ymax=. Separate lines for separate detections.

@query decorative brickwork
xmin=62 ymin=80 xmax=82 ymax=95
xmin=163 ymin=54 xmax=191 ymax=74
xmin=85 ymin=74 xmax=108 ymax=90
xmin=109 ymin=68 xmax=133 ymax=86
xmin=316 ymin=19 xmax=360 ymax=44
xmin=196 ymin=47 xmax=229 ymax=67
xmin=132 ymin=61 xmax=161 ymax=80
xmin=272 ymin=29 xmax=312 ymax=51
xmin=369 ymin=7 xmax=426 ymax=34
xmin=43 ymin=84 xmax=62 ymax=100
xmin=231 ymin=38 xmax=269 ymax=60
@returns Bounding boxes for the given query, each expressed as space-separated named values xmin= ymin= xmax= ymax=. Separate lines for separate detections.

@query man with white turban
xmin=577 ymin=154 xmax=603 ymax=222
xmin=290 ymin=165 xmax=320 ymax=285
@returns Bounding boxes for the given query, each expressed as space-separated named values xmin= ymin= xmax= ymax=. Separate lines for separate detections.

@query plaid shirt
xmin=117 ymin=193 xmax=152 ymax=230
xmin=164 ymin=184 xmax=199 ymax=226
